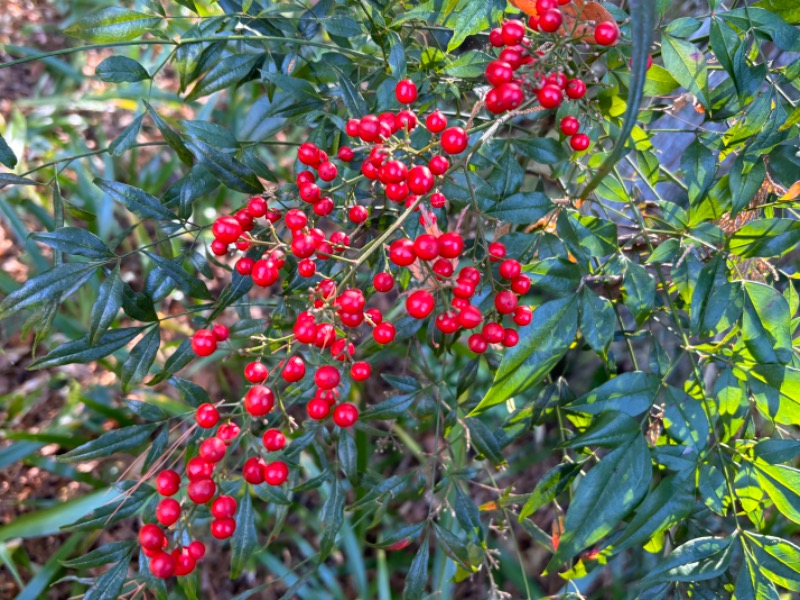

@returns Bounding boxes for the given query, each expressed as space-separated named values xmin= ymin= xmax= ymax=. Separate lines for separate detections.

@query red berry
xmin=373 ymin=322 xmax=396 ymax=344
xmin=486 ymin=82 xmax=524 ymax=114
xmin=187 ymin=478 xmax=216 ymax=504
xmin=440 ymin=127 xmax=468 ymax=155
xmin=432 ymin=258 xmax=454 ymax=278
xmin=426 ymin=110 xmax=447 ymax=133
xmin=495 ymin=290 xmax=518 ymax=314
xmin=191 ymin=330 xmax=217 ymax=357
xmin=291 ymin=233 xmax=317 ymax=259
xmin=560 ymin=116 xmax=580 ymax=136
xmin=396 ymin=79 xmax=418 ymax=104
xmin=483 ymin=322 xmax=505 ymax=344
xmin=314 ymin=197 xmax=334 ymax=216
xmin=199 ymin=437 xmax=226 ymax=463
xmin=373 ymin=272 xmax=395 ymax=293
xmin=298 ymin=258 xmax=316 ymax=278
xmin=211 ymin=495 xmax=237 ymax=519
xmin=186 ymin=457 xmax=214 ymax=480
xmin=299 ymin=183 xmax=321 ymax=204
xmin=318 ymin=161 xmax=338 ymax=182
xmin=453 ymin=280 xmax=477 ymax=299
xmin=389 ymin=238 xmax=417 ymax=267
xmin=195 ymin=404 xmax=219 ymax=428
xmin=406 ymin=290 xmax=436 ymax=319
xmin=338 ymin=146 xmax=354 ymax=161
xmin=282 ymin=356 xmax=306 ymax=382
xmin=262 ymin=429 xmax=287 ymax=452
xmin=139 ymin=524 xmax=165 ymax=550
xmin=503 ymin=328 xmax=520 ymax=347
xmin=565 ymin=78 xmax=587 ymax=100
xmin=407 ymin=165 xmax=435 ymax=195
xmin=333 ymin=338 xmax=356 ymax=361
xmin=570 ymin=133 xmax=590 ymax=151
xmin=428 ymin=155 xmax=450 ymax=176
xmin=187 ymin=541 xmax=205 ymax=560
xmin=243 ymin=457 xmax=265 ymax=484
xmin=218 ymin=421 xmax=240 ymax=444
xmin=488 ymin=242 xmax=506 ymax=261
xmin=297 ymin=142 xmax=320 ymax=165
xmin=212 ymin=216 xmax=242 ymax=244
xmin=537 ymin=84 xmax=563 ymax=109
xmin=315 ymin=366 xmax=341 ymax=390
xmin=430 ymin=192 xmax=447 ymax=208
xmin=489 ymin=28 xmax=505 ymax=47
xmin=536 ymin=0 xmax=557 ymax=10
xmin=513 ymin=305 xmax=533 ymax=326
xmin=501 ymin=19 xmax=525 ymax=46
xmin=499 ymin=259 xmax=522 ymax=280
xmin=499 ymin=48 xmax=523 ymax=70
xmin=244 ymin=385 xmax=275 ymax=417
xmin=333 ymin=403 xmax=359 ymax=427
xmin=156 ymin=498 xmax=181 ymax=526
xmin=251 ymin=259 xmax=279 ymax=287
xmin=247 ymin=197 xmax=267 ymax=218
xmin=156 ymin=470 xmax=181 ymax=496
xmin=349 ymin=205 xmax=369 ymax=224
xmin=210 ymin=517 xmax=236 ymax=539
xmin=468 ymin=334 xmax=488 ymax=354
xmin=150 ymin=551 xmax=176 ymax=578
xmin=413 ymin=234 xmax=440 ymax=261
xmin=459 ymin=266 xmax=482 ymax=284
xmin=351 ymin=361 xmax=372 ymax=381
xmin=594 ymin=21 xmax=619 ymax=46
xmin=458 ymin=304 xmax=483 ymax=329
xmin=346 ymin=119 xmax=360 ymax=136
xmin=285 ymin=209 xmax=307 ymax=231
xmin=435 ymin=311 xmax=460 ymax=334
xmin=438 ymin=232 xmax=465 ymax=258
xmin=511 ymin=275 xmax=531 ymax=294
xmin=539 ymin=9 xmax=563 ymax=33
xmin=236 ymin=257 xmax=254 ymax=276
xmin=396 ymin=109 xmax=417 ymax=131
xmin=209 ymin=239 xmax=228 ymax=255
xmin=264 ymin=461 xmax=289 ymax=486
xmin=485 ymin=60 xmax=514 ymax=87
xmin=315 ymin=324 xmax=336 ymax=348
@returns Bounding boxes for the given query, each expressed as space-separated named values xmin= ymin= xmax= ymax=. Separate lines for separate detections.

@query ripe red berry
xmin=210 ymin=239 xmax=228 ymax=256
xmin=513 ymin=305 xmax=533 ymax=326
xmin=318 ymin=161 xmax=338 ymax=182
xmin=373 ymin=272 xmax=395 ymax=292
xmin=426 ymin=110 xmax=447 ymax=133
xmin=453 ymin=280 xmax=477 ymax=299
xmin=150 ymin=551 xmax=176 ymax=578
xmin=499 ymin=48 xmax=523 ymax=70
xmin=458 ymin=304 xmax=483 ymax=329
xmin=468 ymin=334 xmax=488 ymax=354
xmin=407 ymin=165 xmax=435 ymax=195
xmin=349 ymin=205 xmax=369 ymax=224
xmin=314 ymin=197 xmax=334 ymax=216
xmin=503 ymin=328 xmax=520 ymax=347
xmin=414 ymin=234 xmax=440 ymax=261
xmin=389 ymin=238 xmax=417 ymax=267
xmin=594 ymin=21 xmax=619 ymax=46
xmin=156 ymin=498 xmax=181 ymax=526
xmin=428 ymin=155 xmax=450 ymax=176
xmin=187 ymin=478 xmax=216 ymax=504
xmin=315 ymin=365 xmax=341 ymax=390
xmin=489 ymin=27 xmax=505 ymax=47
xmin=212 ymin=216 xmax=242 ymax=244
xmin=243 ymin=457 xmax=265 ymax=484
xmin=351 ymin=361 xmax=372 ymax=381
xmin=501 ymin=19 xmax=525 ymax=45
xmin=346 ymin=119 xmax=360 ymax=136
xmin=495 ymin=290 xmax=518 ymax=314
xmin=337 ymin=146 xmax=354 ymax=161
xmin=244 ymin=385 xmax=275 ymax=417
xmin=187 ymin=541 xmax=205 ymax=560
xmin=211 ymin=495 xmax=237 ymax=519
xmin=297 ymin=258 xmax=315 ymax=278
xmin=373 ymin=322 xmax=396 ymax=344
xmin=570 ymin=133 xmax=590 ymax=151
xmin=297 ymin=142 xmax=320 ymax=165
xmin=139 ymin=523 xmax=165 ymax=550
xmin=252 ymin=259 xmax=279 ymax=287
xmin=406 ymin=290 xmax=436 ymax=319
xmin=499 ymin=259 xmax=522 ymax=280
xmin=395 ymin=109 xmax=418 ymax=131
xmin=432 ymin=258 xmax=454 ymax=278
xmin=333 ymin=403 xmax=359 ymax=427
xmin=315 ymin=324 xmax=336 ymax=348
xmin=435 ymin=311 xmax=460 ymax=334
xmin=459 ymin=266 xmax=482 ymax=284
xmin=539 ymin=9 xmax=563 ymax=32
xmin=560 ymin=116 xmax=580 ymax=136
xmin=438 ymin=232 xmax=465 ymax=258
xmin=212 ymin=324 xmax=229 ymax=343
xmin=199 ymin=437 xmax=226 ymax=463
xmin=291 ymin=233 xmax=317 ymax=259
xmin=244 ymin=362 xmax=268 ymax=383
xmin=485 ymin=60 xmax=514 ymax=87
xmin=396 ymin=79 xmax=418 ymax=104
xmin=511 ymin=275 xmax=531 ymax=294
xmin=262 ymin=428 xmax=287 ymax=452
xmin=488 ymin=242 xmax=506 ymax=261
xmin=210 ymin=517 xmax=236 ymax=539
xmin=264 ymin=461 xmax=289 ymax=486
xmin=156 ymin=470 xmax=181 ymax=496
xmin=565 ymin=78 xmax=587 ymax=100
xmin=537 ymin=84 xmax=563 ymax=109
xmin=430 ymin=192 xmax=447 ymax=209
xmin=483 ymin=322 xmax=505 ymax=344
xmin=186 ymin=457 xmax=214 ymax=480
xmin=236 ymin=257 xmax=254 ymax=276
xmin=195 ymin=404 xmax=219 ymax=428
xmin=247 ymin=196 xmax=267 ymax=218
xmin=440 ymin=127 xmax=468 ymax=155
xmin=191 ymin=330 xmax=217 ymax=357
xmin=285 ymin=209 xmax=307 ymax=231
xmin=218 ymin=421 xmax=240 ymax=444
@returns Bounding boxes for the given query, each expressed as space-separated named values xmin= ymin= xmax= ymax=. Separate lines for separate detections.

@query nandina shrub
xmin=1 ymin=0 xmax=800 ymax=598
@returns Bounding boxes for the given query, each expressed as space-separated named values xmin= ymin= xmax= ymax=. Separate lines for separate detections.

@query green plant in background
xmin=1 ymin=0 xmax=799 ymax=598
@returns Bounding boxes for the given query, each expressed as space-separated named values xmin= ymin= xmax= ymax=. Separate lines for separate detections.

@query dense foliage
xmin=1 ymin=0 xmax=800 ymax=598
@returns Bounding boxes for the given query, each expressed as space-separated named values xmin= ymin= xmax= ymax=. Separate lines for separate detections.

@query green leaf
xmin=387 ymin=31 xmax=407 ymax=78
xmin=432 ymin=523 xmax=474 ymax=570
xmin=643 ymin=536 xmax=734 ymax=584
xmin=690 ymin=254 xmax=728 ymax=336
xmin=524 ymin=258 xmax=582 ymax=296
xmin=643 ymin=64 xmax=680 ymax=96
xmin=181 ymin=120 xmax=238 ymax=152
xmin=483 ymin=191 xmax=553 ymax=224
xmin=0 ymin=132 xmax=18 ymax=169
xmin=360 ymin=394 xmax=415 ymax=420
xmin=730 ymin=218 xmax=800 ymax=258
xmin=144 ymin=101 xmax=194 ymax=167
xmin=144 ymin=251 xmax=211 ymax=300
xmin=402 ymin=533 xmax=429 ymax=599
xmin=31 ymin=227 xmax=114 ymax=259
xmin=338 ymin=432 xmax=358 ymax=484
xmin=66 ymin=482 xmax=155 ymax=531
xmin=753 ymin=439 xmax=800 ymax=464
xmin=611 ymin=473 xmax=696 ymax=554
xmin=61 ymin=541 xmax=135 ymax=569
xmin=563 ymin=411 xmax=640 ymax=449
xmin=95 ymin=56 xmax=150 ymax=82
xmin=663 ymin=386 xmax=710 ymax=450
xmin=743 ymin=532 xmax=800 ymax=592
xmin=0 ymin=173 xmax=38 ymax=188
xmin=513 ymin=138 xmax=566 ymax=164
xmin=187 ymin=54 xmax=261 ymax=101
xmin=746 ymin=365 xmax=800 ymax=426
xmin=470 ymin=296 xmax=578 ymax=415
xmin=65 ymin=7 xmax=161 ymax=43
xmin=83 ymin=551 xmax=133 ymax=600
xmin=661 ymin=34 xmax=709 ymax=108
xmin=0 ymin=262 xmax=97 ymax=318
xmin=519 ymin=462 xmax=583 ymax=520
xmin=28 ymin=327 xmax=144 ymax=370
xmin=735 ymin=539 xmax=781 ymax=600
xmin=681 ymin=139 xmax=716 ymax=205
xmin=547 ymin=434 xmax=651 ymax=568
xmin=373 ymin=522 xmax=425 ymax=549
xmin=465 ymin=418 xmax=506 ymax=466
xmin=108 ymin=114 xmax=144 ymax=156
xmin=59 ymin=424 xmax=156 ymax=463
xmin=319 ymin=478 xmax=345 ymax=560
xmin=121 ymin=327 xmax=161 ymax=388
xmin=94 ymin=178 xmax=175 ymax=221
xmin=453 ymin=486 xmax=482 ymax=544
xmin=622 ymin=261 xmax=656 ymax=325
xmin=568 ymin=372 xmax=661 ymax=416
xmin=230 ymin=489 xmax=258 ymax=578
xmin=753 ymin=460 xmax=800 ymax=524
xmin=445 ymin=50 xmax=492 ymax=79
xmin=447 ymin=0 xmax=500 ymax=52
xmin=90 ymin=266 xmax=124 ymax=344
xmin=754 ymin=0 xmax=800 ymax=24
xmin=184 ymin=138 xmax=263 ymax=195
xmin=262 ymin=71 xmax=319 ymax=101
xmin=334 ymin=67 xmax=367 ymax=117
xmin=742 ymin=282 xmax=792 ymax=365
xmin=579 ymin=288 xmax=616 ymax=355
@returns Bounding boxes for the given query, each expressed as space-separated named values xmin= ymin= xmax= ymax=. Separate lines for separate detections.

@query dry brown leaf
xmin=780 ymin=181 xmax=800 ymax=201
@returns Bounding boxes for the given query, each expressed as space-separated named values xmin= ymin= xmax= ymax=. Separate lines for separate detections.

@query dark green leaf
xmin=66 ymin=482 xmax=155 ymax=530
xmin=144 ymin=251 xmax=211 ymax=300
xmin=360 ymin=394 xmax=415 ymax=420
xmin=579 ymin=288 xmax=615 ymax=355
xmin=59 ymin=424 xmax=156 ymax=463
xmin=568 ymin=372 xmax=660 ymax=416
xmin=144 ymin=101 xmax=194 ymax=166
xmin=730 ymin=218 xmax=800 ymax=258
xmin=622 ymin=261 xmax=656 ymax=325
xmin=735 ymin=539 xmax=781 ymax=600
xmin=563 ymin=411 xmax=640 ymax=449
xmin=230 ymin=489 xmax=258 ymax=578
xmin=0 ymin=263 xmax=97 ymax=318
xmin=663 ymin=387 xmax=710 ymax=450
xmin=94 ymin=178 xmax=175 ymax=221
xmin=373 ymin=523 xmax=424 ymax=549
xmin=28 ymin=327 xmax=144 ymax=370
xmin=334 ymin=67 xmax=367 ymax=117
xmin=524 ymin=258 xmax=582 ymax=296
xmin=730 ymin=158 xmax=766 ymax=215
xmin=65 ymin=7 xmax=161 ymax=43
xmin=519 ymin=462 xmax=582 ymax=520
xmin=32 ymin=227 xmax=114 ymax=259
xmin=402 ymin=533 xmax=429 ymax=599
xmin=184 ymin=139 xmax=262 ymax=195
xmin=681 ymin=139 xmax=716 ymax=205
xmin=483 ymin=191 xmax=553 ymax=224
xmin=90 ymin=266 xmax=124 ymax=344
xmin=513 ymin=138 xmax=566 ymax=164
xmin=95 ymin=56 xmax=149 ymax=82
xmin=453 ymin=486 xmax=482 ymax=544
xmin=338 ymin=433 xmax=358 ymax=484
xmin=0 ymin=132 xmax=18 ymax=169
xmin=753 ymin=439 xmax=800 ymax=464
xmin=83 ymin=552 xmax=133 ymax=600
xmin=61 ymin=541 xmax=135 ymax=569
xmin=319 ymin=478 xmax=345 ymax=560
xmin=121 ymin=327 xmax=161 ymax=388
xmin=643 ymin=536 xmax=733 ymax=584
xmin=187 ymin=54 xmax=261 ymax=101
xmin=743 ymin=531 xmax=800 ymax=592
xmin=181 ymin=120 xmax=238 ymax=152
xmin=465 ymin=418 xmax=505 ymax=466
xmin=108 ymin=114 xmax=144 ymax=156
xmin=742 ymin=282 xmax=792 ymax=365
xmin=661 ymin=34 xmax=709 ymax=108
